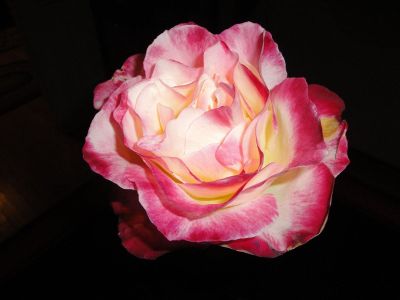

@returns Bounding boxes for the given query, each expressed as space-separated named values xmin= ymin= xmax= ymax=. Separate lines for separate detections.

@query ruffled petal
xmin=94 ymin=54 xmax=144 ymax=109
xmin=151 ymin=59 xmax=202 ymax=86
xmin=219 ymin=22 xmax=286 ymax=90
xmin=308 ymin=84 xmax=349 ymax=176
xmin=184 ymin=106 xmax=235 ymax=154
xmin=179 ymin=173 xmax=251 ymax=204
xmin=148 ymin=164 xmax=247 ymax=218
xmin=144 ymin=23 xmax=217 ymax=76
xmin=323 ymin=121 xmax=350 ymax=177
xmin=216 ymin=122 xmax=247 ymax=172
xmin=150 ymin=155 xmax=200 ymax=184
xmin=241 ymin=117 xmax=262 ymax=173
xmin=136 ymin=164 xmax=278 ymax=242
xmin=134 ymin=80 xmax=189 ymax=135
xmin=93 ymin=80 xmax=119 ymax=110
xmin=233 ymin=63 xmax=268 ymax=117
xmin=183 ymin=144 xmax=238 ymax=182
xmin=308 ymin=84 xmax=345 ymax=120
xmin=257 ymin=78 xmax=326 ymax=168
xmin=203 ymin=41 xmax=238 ymax=83
xmin=156 ymin=107 xmax=204 ymax=157
xmin=219 ymin=22 xmax=265 ymax=68
xmin=259 ymin=31 xmax=287 ymax=89
xmin=83 ymin=99 xmax=145 ymax=189
xmin=227 ymin=163 xmax=334 ymax=255
xmin=222 ymin=236 xmax=280 ymax=258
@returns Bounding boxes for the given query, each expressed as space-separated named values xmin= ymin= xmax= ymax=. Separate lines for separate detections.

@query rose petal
xmin=259 ymin=31 xmax=287 ymax=89
xmin=308 ymin=84 xmax=349 ymax=176
xmin=156 ymin=107 xmax=204 ymax=157
xmin=192 ymin=73 xmax=218 ymax=110
xmin=148 ymin=164 xmax=247 ymax=218
xmin=219 ymin=22 xmax=265 ymax=68
xmin=203 ymin=41 xmax=238 ymax=83
xmin=228 ymin=163 xmax=334 ymax=255
xmin=308 ymin=84 xmax=345 ymax=119
xmin=243 ymin=162 xmax=286 ymax=190
xmin=83 ymin=99 xmax=145 ymax=189
xmin=308 ymin=84 xmax=344 ymax=142
xmin=150 ymin=155 xmax=200 ymax=184
xmin=93 ymin=80 xmax=119 ymax=110
xmin=152 ymin=59 xmax=202 ymax=86
xmin=121 ymin=107 xmax=143 ymax=149
xmin=241 ymin=117 xmax=262 ymax=173
xmin=219 ymin=22 xmax=286 ymax=90
xmin=323 ymin=121 xmax=350 ymax=177
xmin=183 ymin=144 xmax=238 ymax=182
xmin=144 ymin=23 xmax=218 ymax=76
xmin=111 ymin=79 xmax=146 ymax=150
xmin=332 ymin=123 xmax=349 ymax=176
xmin=215 ymin=122 xmax=247 ymax=172
xmin=135 ymin=164 xmax=278 ymax=242
xmin=222 ymin=236 xmax=280 ymax=258
xmin=112 ymin=189 xmax=185 ymax=259
xmin=179 ymin=173 xmax=251 ymax=204
xmin=94 ymin=54 xmax=144 ymax=109
xmin=234 ymin=63 xmax=269 ymax=117
xmin=134 ymin=80 xmax=189 ymax=135
xmin=157 ymin=103 xmax=174 ymax=132
xmin=184 ymin=106 xmax=235 ymax=154
xmin=257 ymin=78 xmax=326 ymax=168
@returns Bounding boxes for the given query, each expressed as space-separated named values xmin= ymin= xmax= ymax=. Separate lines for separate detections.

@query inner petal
xmin=203 ymin=41 xmax=238 ymax=84
xmin=152 ymin=58 xmax=202 ymax=86
xmin=184 ymin=106 xmax=234 ymax=154
xmin=134 ymin=80 xmax=190 ymax=136
xmin=183 ymin=143 xmax=238 ymax=182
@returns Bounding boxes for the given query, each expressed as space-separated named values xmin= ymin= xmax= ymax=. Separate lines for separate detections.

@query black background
xmin=1 ymin=0 xmax=399 ymax=298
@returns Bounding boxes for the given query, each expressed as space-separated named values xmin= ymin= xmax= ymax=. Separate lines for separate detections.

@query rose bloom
xmin=83 ymin=22 xmax=349 ymax=259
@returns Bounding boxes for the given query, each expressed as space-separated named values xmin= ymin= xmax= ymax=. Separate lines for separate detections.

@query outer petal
xmin=93 ymin=54 xmax=144 ymax=109
xmin=112 ymin=78 xmax=146 ymax=149
xmin=323 ymin=121 xmax=350 ymax=177
xmin=219 ymin=22 xmax=264 ymax=68
xmin=112 ymin=189 xmax=185 ymax=260
xmin=144 ymin=23 xmax=218 ymax=77
xmin=224 ymin=163 xmax=334 ymax=256
xmin=257 ymin=78 xmax=326 ymax=168
xmin=259 ymin=31 xmax=287 ymax=89
xmin=83 ymin=99 xmax=145 ymax=189
xmin=222 ymin=236 xmax=280 ymax=258
xmin=332 ymin=123 xmax=349 ymax=176
xmin=308 ymin=84 xmax=345 ymax=119
xmin=93 ymin=80 xmax=118 ymax=110
xmin=149 ymin=164 xmax=249 ymax=218
xmin=219 ymin=22 xmax=286 ymax=89
xmin=134 ymin=165 xmax=278 ymax=242
xmin=308 ymin=84 xmax=349 ymax=176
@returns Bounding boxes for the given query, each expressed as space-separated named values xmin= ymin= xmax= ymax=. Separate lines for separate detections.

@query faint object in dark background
xmin=0 ymin=0 xmax=399 ymax=298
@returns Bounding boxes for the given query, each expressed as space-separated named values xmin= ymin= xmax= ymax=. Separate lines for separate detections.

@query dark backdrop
xmin=1 ymin=0 xmax=399 ymax=298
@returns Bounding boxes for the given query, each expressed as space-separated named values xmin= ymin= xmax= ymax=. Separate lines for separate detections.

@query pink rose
xmin=83 ymin=22 xmax=349 ymax=259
